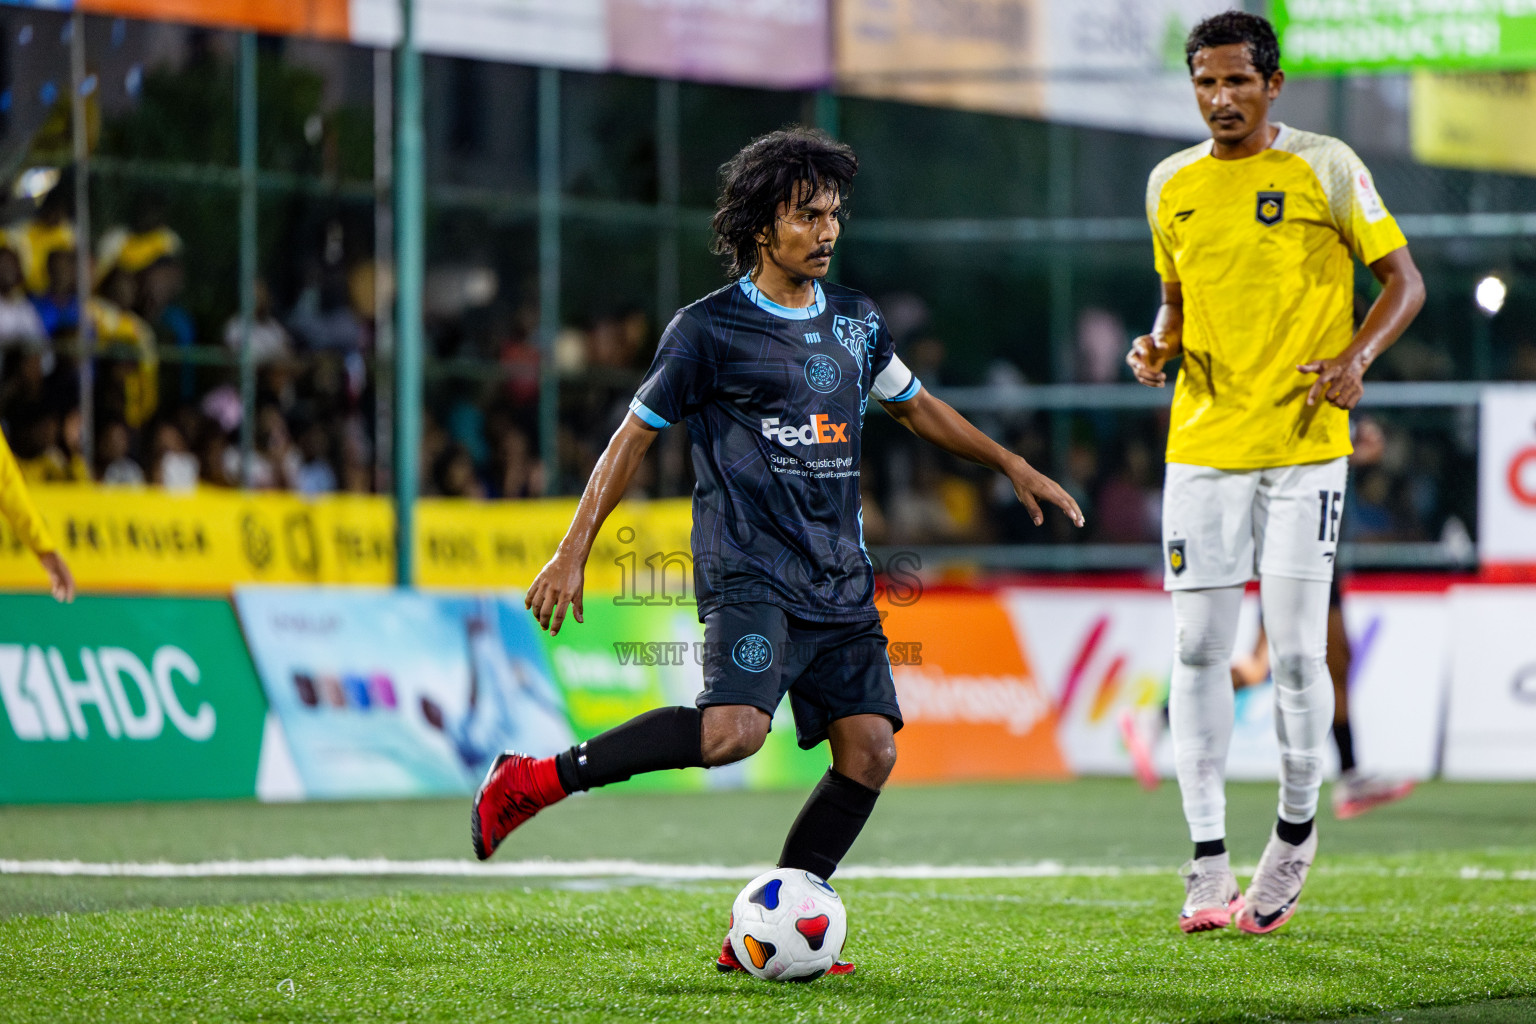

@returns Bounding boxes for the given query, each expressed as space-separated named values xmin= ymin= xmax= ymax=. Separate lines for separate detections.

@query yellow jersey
xmin=0 ymin=426 xmax=58 ymax=554
xmin=1146 ymin=124 xmax=1407 ymax=470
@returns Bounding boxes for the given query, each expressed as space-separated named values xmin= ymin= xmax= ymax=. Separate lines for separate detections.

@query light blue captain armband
xmin=628 ymin=396 xmax=672 ymax=428
xmin=871 ymin=354 xmax=921 ymax=403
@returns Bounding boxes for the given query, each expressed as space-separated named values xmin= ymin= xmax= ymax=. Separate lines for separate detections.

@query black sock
xmin=554 ymin=706 xmax=703 ymax=793
xmin=1276 ymin=817 xmax=1314 ymax=845
xmin=778 ymin=769 xmax=881 ymax=880
xmin=1194 ymin=839 xmax=1226 ymax=860
xmin=1333 ymin=721 xmax=1357 ymax=774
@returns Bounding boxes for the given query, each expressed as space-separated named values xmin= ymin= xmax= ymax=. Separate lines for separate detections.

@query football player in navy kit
xmin=473 ymin=128 xmax=1084 ymax=973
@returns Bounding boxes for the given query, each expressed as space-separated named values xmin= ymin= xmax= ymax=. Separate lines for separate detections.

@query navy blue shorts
xmin=696 ymin=604 xmax=903 ymax=750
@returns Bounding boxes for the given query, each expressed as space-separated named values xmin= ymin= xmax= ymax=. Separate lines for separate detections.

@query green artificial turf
xmin=1 ymin=781 xmax=1534 ymax=1023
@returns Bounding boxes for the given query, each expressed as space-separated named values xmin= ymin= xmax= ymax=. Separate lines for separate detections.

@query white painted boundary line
xmin=0 ymin=858 xmax=1157 ymax=880
xmin=1 ymin=858 xmax=1532 ymax=881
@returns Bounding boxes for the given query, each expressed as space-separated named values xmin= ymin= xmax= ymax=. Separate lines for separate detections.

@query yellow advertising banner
xmin=836 ymin=0 xmax=1046 ymax=118
xmin=1411 ymin=71 xmax=1536 ymax=176
xmin=0 ymin=487 xmax=693 ymax=596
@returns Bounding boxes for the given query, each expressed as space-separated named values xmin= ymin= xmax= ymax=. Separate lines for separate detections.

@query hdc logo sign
xmin=1478 ymin=387 xmax=1536 ymax=564
xmin=0 ymin=644 xmax=215 ymax=742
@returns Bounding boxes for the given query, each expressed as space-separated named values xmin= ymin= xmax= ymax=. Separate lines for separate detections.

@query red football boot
xmin=470 ymin=752 xmax=568 ymax=861
xmin=716 ymin=931 xmax=855 ymax=976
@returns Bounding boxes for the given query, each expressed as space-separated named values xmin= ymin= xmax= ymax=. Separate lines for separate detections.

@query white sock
xmin=1169 ymin=586 xmax=1244 ymax=844
xmin=1260 ymin=574 xmax=1336 ymax=826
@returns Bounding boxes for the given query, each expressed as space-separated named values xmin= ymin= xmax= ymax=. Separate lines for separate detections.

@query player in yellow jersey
xmin=1127 ymin=12 xmax=1424 ymax=937
xmin=0 ymin=423 xmax=74 ymax=602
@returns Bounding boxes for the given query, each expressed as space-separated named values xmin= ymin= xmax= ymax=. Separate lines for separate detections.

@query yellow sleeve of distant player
xmin=0 ymin=427 xmax=58 ymax=554
xmin=1325 ymin=143 xmax=1407 ymax=266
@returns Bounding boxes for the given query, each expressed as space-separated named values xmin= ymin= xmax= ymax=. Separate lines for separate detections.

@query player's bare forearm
xmin=1298 ymin=247 xmax=1425 ymax=409
xmin=1128 ymin=282 xmax=1184 ymax=387
xmin=525 ymin=414 xmax=659 ymax=634
xmin=882 ymin=389 xmax=1084 ymax=528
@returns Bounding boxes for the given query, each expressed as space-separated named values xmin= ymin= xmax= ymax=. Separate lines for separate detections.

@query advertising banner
xmin=348 ymin=0 xmax=607 ymax=70
xmin=607 ymin=0 xmax=830 ymax=90
xmin=1274 ymin=1 xmax=1536 ymax=75
xmin=837 ymin=0 xmax=1226 ymax=138
xmin=0 ymin=594 xmax=266 ymax=803
xmin=1444 ymin=585 xmax=1536 ymax=780
xmin=1411 ymin=72 xmax=1536 ymax=176
xmin=80 ymin=0 xmax=349 ymax=37
xmin=1478 ymin=385 xmax=1536 ymax=566
xmin=883 ymin=590 xmax=1068 ymax=782
xmin=837 ymin=0 xmax=1047 ymax=119
xmin=0 ymin=487 xmax=690 ymax=595
xmin=236 ymin=586 xmax=828 ymax=800
xmin=1000 ymin=586 xmax=1447 ymax=782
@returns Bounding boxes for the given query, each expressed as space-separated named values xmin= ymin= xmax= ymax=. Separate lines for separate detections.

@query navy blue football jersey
xmin=629 ymin=276 xmax=921 ymax=623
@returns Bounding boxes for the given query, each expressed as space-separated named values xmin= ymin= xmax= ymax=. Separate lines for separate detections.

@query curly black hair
xmin=1185 ymin=10 xmax=1281 ymax=80
xmin=711 ymin=127 xmax=858 ymax=279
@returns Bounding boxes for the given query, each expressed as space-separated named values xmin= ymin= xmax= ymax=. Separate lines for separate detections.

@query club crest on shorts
xmin=1256 ymin=191 xmax=1285 ymax=226
xmin=732 ymin=633 xmax=773 ymax=673
xmin=804 ymin=353 xmax=841 ymax=394
xmin=1167 ymin=539 xmax=1187 ymax=576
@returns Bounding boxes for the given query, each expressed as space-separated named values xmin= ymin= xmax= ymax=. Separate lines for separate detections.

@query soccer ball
xmin=727 ymin=868 xmax=847 ymax=981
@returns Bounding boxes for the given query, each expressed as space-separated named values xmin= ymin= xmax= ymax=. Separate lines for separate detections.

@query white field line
xmin=0 ymin=858 xmax=1532 ymax=881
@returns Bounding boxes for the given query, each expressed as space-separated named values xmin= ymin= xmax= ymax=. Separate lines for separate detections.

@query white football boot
xmin=1237 ymin=826 xmax=1317 ymax=935
xmin=1178 ymin=852 xmax=1244 ymax=933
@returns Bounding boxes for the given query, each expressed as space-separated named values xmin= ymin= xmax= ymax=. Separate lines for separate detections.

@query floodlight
xmin=1475 ymin=274 xmax=1507 ymax=317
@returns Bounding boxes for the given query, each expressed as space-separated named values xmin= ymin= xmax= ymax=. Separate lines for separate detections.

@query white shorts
xmin=1162 ymin=458 xmax=1348 ymax=591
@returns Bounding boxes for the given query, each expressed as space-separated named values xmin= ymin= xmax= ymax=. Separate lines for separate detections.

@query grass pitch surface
xmin=2 ymin=780 xmax=1534 ymax=1023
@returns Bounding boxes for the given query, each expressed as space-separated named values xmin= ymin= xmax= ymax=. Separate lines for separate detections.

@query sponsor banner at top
xmin=837 ymin=0 xmax=1231 ymax=139
xmin=1274 ymin=0 xmax=1536 ymax=74
xmin=607 ymin=0 xmax=830 ymax=90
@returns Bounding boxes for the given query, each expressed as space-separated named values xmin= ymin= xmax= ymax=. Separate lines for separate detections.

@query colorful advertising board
xmin=1000 ymin=586 xmax=1447 ymax=783
xmin=1478 ymin=386 xmax=1536 ymax=566
xmin=0 ymin=594 xmax=266 ymax=803
xmin=1444 ymin=585 xmax=1536 ymax=780
xmin=0 ymin=487 xmax=691 ymax=595
xmin=236 ymin=586 xmax=829 ymax=800
xmin=1275 ymin=1 xmax=1536 ymax=75
xmin=607 ymin=0 xmax=830 ymax=89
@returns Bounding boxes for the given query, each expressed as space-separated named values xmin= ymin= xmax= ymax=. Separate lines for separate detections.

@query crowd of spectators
xmin=0 ymin=187 xmax=1496 ymax=548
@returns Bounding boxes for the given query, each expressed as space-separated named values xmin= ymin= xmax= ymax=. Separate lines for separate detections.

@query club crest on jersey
xmin=1167 ymin=539 xmax=1187 ymax=576
xmin=804 ymin=353 xmax=841 ymax=394
xmin=1256 ymin=191 xmax=1285 ymax=226
xmin=832 ymin=312 xmax=879 ymax=370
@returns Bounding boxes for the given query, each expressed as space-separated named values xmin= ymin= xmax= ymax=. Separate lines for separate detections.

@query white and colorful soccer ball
xmin=727 ymin=868 xmax=847 ymax=981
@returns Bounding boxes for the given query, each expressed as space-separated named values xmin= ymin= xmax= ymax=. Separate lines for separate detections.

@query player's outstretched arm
xmin=524 ymin=414 xmax=660 ymax=635
xmin=1127 ymin=281 xmax=1183 ymax=388
xmin=1298 ymin=246 xmax=1425 ymax=410
xmin=881 ymin=390 xmax=1084 ymax=528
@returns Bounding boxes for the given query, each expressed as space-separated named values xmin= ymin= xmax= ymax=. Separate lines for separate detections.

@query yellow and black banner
xmin=0 ymin=486 xmax=692 ymax=594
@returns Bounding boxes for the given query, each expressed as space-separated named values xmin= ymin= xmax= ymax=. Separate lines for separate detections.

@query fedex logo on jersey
xmin=761 ymin=414 xmax=849 ymax=447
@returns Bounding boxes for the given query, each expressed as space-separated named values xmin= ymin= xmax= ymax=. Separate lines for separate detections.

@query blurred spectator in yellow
xmin=12 ymin=188 xmax=75 ymax=297
xmin=15 ymin=407 xmax=88 ymax=483
xmin=94 ymin=265 xmax=159 ymax=429
xmin=95 ymin=199 xmax=182 ymax=290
